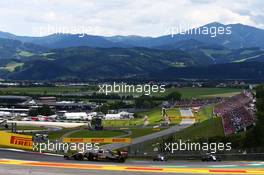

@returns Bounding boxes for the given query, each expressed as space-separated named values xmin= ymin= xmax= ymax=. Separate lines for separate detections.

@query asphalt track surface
xmin=0 ymin=150 xmax=264 ymax=175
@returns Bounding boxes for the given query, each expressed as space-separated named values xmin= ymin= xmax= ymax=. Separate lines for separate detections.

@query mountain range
xmin=0 ymin=22 xmax=264 ymax=81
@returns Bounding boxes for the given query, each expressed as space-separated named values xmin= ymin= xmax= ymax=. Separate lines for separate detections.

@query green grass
xmin=102 ymin=119 xmax=144 ymax=127
xmin=0 ymin=86 xmax=242 ymax=99
xmin=0 ymin=86 xmax=91 ymax=95
xmin=67 ymin=130 xmax=125 ymax=138
xmin=166 ymin=108 xmax=181 ymax=116
xmin=48 ymin=128 xmax=77 ymax=141
xmin=174 ymin=117 xmax=224 ymax=140
xmin=136 ymin=108 xmax=163 ymax=125
xmin=96 ymin=86 xmax=241 ymax=98
xmin=166 ymin=108 xmax=182 ymax=124
xmin=130 ymin=128 xmax=164 ymax=138
xmin=195 ymin=105 xmax=214 ymax=122
xmin=164 ymin=87 xmax=242 ymax=99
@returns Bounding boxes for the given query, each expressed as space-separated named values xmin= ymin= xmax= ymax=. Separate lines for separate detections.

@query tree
xmin=165 ymin=91 xmax=182 ymax=102
xmin=94 ymin=104 xmax=109 ymax=114
xmin=244 ymin=85 xmax=264 ymax=147
xmin=109 ymin=101 xmax=128 ymax=109
xmin=29 ymin=105 xmax=54 ymax=116
xmin=135 ymin=95 xmax=155 ymax=109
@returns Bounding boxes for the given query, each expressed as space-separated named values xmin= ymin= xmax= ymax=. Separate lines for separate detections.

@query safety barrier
xmin=0 ymin=131 xmax=32 ymax=150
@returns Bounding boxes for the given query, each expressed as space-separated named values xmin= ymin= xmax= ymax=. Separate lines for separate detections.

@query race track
xmin=0 ymin=149 xmax=263 ymax=175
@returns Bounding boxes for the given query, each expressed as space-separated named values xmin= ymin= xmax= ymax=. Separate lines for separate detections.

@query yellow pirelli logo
xmin=0 ymin=131 xmax=32 ymax=150
xmin=63 ymin=137 xmax=131 ymax=143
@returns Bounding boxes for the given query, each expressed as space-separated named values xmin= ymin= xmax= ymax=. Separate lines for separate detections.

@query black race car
xmin=64 ymin=149 xmax=128 ymax=163
xmin=153 ymin=154 xmax=167 ymax=161
xmin=201 ymin=153 xmax=221 ymax=162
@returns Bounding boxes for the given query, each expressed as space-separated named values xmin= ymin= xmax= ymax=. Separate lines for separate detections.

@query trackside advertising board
xmin=0 ymin=131 xmax=32 ymax=150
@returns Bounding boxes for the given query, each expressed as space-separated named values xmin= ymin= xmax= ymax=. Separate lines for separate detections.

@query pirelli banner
xmin=168 ymin=116 xmax=181 ymax=121
xmin=0 ymin=131 xmax=32 ymax=150
xmin=63 ymin=137 xmax=131 ymax=144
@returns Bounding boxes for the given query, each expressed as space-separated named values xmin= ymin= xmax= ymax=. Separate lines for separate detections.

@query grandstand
xmin=213 ymin=90 xmax=256 ymax=135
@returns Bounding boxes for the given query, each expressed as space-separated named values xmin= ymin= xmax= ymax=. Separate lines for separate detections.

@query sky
xmin=0 ymin=0 xmax=263 ymax=37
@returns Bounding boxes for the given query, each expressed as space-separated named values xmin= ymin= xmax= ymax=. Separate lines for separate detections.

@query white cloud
xmin=0 ymin=0 xmax=263 ymax=36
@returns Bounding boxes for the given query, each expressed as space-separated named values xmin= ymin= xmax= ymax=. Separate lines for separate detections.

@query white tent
xmin=63 ymin=112 xmax=88 ymax=120
xmin=105 ymin=111 xmax=134 ymax=120
xmin=0 ymin=111 xmax=11 ymax=117
xmin=105 ymin=114 xmax=121 ymax=120
xmin=118 ymin=111 xmax=134 ymax=119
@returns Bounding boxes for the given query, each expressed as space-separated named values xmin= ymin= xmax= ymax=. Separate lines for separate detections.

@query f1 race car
xmin=201 ymin=153 xmax=221 ymax=162
xmin=153 ymin=154 xmax=168 ymax=161
xmin=64 ymin=149 xmax=128 ymax=163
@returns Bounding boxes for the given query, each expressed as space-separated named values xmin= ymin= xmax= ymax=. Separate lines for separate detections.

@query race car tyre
xmin=74 ymin=154 xmax=84 ymax=161
xmin=118 ymin=158 xmax=125 ymax=163
xmin=87 ymin=154 xmax=94 ymax=161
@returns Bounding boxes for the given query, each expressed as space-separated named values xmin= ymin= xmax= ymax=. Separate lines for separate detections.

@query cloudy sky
xmin=0 ymin=0 xmax=263 ymax=37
